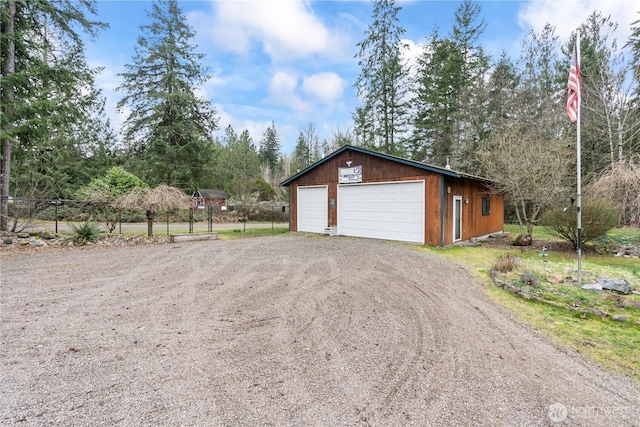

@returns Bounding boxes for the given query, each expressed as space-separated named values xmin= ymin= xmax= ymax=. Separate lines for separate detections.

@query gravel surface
xmin=1 ymin=235 xmax=639 ymax=426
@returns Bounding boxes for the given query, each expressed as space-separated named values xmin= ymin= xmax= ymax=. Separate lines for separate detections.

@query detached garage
xmin=281 ymin=145 xmax=504 ymax=246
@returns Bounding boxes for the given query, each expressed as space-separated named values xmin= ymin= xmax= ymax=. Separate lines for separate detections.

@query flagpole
xmin=576 ymin=30 xmax=582 ymax=285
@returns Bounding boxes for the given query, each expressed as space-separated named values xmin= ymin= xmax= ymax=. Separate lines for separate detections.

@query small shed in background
xmin=192 ymin=189 xmax=228 ymax=210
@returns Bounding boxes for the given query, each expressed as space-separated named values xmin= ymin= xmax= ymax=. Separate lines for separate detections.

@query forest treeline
xmin=2 ymin=0 xmax=639 ymax=232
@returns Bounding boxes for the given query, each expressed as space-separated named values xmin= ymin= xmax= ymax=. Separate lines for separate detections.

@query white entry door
xmin=338 ymin=181 xmax=424 ymax=244
xmin=453 ymin=195 xmax=462 ymax=242
xmin=297 ymin=186 xmax=328 ymax=234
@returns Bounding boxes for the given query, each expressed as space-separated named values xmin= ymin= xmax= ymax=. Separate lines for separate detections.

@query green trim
xmin=280 ymin=145 xmax=466 ymax=186
xmin=440 ymin=175 xmax=446 ymax=247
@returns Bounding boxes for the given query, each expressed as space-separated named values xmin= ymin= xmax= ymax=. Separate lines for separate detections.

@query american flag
xmin=566 ymin=41 xmax=581 ymax=123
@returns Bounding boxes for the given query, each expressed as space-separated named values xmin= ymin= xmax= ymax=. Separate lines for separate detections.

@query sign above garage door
xmin=338 ymin=165 xmax=362 ymax=184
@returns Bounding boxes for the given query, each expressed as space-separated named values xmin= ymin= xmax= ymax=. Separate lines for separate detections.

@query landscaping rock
xmin=17 ymin=232 xmax=30 ymax=238
xmin=611 ymin=315 xmax=628 ymax=322
xmin=512 ymin=234 xmax=532 ymax=246
xmin=581 ymin=283 xmax=603 ymax=292
xmin=28 ymin=238 xmax=46 ymax=247
xmin=578 ymin=308 xmax=606 ymax=318
xmin=488 ymin=232 xmax=509 ymax=239
xmin=39 ymin=230 xmax=56 ymax=240
xmin=622 ymin=299 xmax=640 ymax=309
xmin=546 ymin=275 xmax=563 ymax=284
xmin=3 ymin=238 xmax=13 ymax=245
xmin=597 ymin=278 xmax=633 ymax=295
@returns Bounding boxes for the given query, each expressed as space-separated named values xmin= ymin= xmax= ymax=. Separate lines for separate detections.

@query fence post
xmin=166 ymin=212 xmax=170 ymax=236
xmin=208 ymin=205 xmax=213 ymax=232
xmin=189 ymin=207 xmax=193 ymax=233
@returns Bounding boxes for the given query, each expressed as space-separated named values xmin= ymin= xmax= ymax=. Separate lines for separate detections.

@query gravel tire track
xmin=1 ymin=235 xmax=639 ymax=426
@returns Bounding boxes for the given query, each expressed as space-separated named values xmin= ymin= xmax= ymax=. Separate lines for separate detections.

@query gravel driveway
xmin=1 ymin=235 xmax=638 ymax=426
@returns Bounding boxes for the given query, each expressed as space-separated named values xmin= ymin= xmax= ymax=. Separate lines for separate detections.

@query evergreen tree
xmin=450 ymin=0 xmax=490 ymax=173
xmin=117 ymin=0 xmax=218 ymax=191
xmin=1 ymin=0 xmax=111 ymax=230
xmin=410 ymin=0 xmax=489 ymax=172
xmin=291 ymin=132 xmax=311 ymax=174
xmin=486 ymin=52 xmax=520 ymax=136
xmin=229 ymin=129 xmax=260 ymax=196
xmin=410 ymin=31 xmax=463 ymax=165
xmin=258 ymin=121 xmax=282 ymax=185
xmin=353 ymin=0 xmax=409 ymax=156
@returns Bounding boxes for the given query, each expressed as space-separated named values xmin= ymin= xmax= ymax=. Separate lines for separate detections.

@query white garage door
xmin=297 ymin=186 xmax=328 ymax=234
xmin=338 ymin=181 xmax=424 ymax=244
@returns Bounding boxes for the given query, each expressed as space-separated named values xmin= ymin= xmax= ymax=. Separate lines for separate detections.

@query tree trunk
xmin=146 ymin=210 xmax=154 ymax=238
xmin=0 ymin=0 xmax=16 ymax=231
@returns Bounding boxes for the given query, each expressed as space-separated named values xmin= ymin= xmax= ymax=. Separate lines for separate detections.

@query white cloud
xmin=191 ymin=0 xmax=351 ymax=63
xmin=301 ymin=72 xmax=345 ymax=104
xmin=518 ymin=0 xmax=638 ymax=43
xmin=265 ymin=71 xmax=309 ymax=114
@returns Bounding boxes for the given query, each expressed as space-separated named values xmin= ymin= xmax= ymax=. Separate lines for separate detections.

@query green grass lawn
xmin=419 ymin=225 xmax=640 ymax=380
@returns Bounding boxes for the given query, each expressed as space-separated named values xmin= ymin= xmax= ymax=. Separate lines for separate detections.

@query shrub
xmin=542 ymin=199 xmax=618 ymax=249
xmin=68 ymin=220 xmax=103 ymax=245
xmin=493 ymin=253 xmax=521 ymax=273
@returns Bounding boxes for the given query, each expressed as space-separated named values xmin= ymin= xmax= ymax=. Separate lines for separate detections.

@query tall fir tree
xmin=353 ymin=0 xmax=409 ymax=156
xmin=1 ymin=0 xmax=111 ymax=230
xmin=291 ymin=132 xmax=311 ymax=174
xmin=450 ymin=0 xmax=490 ymax=173
xmin=410 ymin=0 xmax=489 ymax=173
xmin=117 ymin=0 xmax=218 ymax=191
xmin=229 ymin=129 xmax=261 ymax=196
xmin=258 ymin=121 xmax=282 ymax=186
xmin=410 ymin=31 xmax=463 ymax=165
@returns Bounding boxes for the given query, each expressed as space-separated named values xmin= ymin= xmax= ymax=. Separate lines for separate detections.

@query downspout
xmin=440 ymin=175 xmax=446 ymax=247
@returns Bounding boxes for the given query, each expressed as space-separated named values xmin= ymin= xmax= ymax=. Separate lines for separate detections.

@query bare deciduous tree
xmin=479 ymin=126 xmax=572 ymax=239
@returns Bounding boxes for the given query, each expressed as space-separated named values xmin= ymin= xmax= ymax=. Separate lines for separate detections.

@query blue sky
xmin=85 ymin=0 xmax=639 ymax=155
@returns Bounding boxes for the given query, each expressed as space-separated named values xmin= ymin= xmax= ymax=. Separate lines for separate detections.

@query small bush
xmin=68 ymin=220 xmax=102 ymax=245
xmin=520 ymin=271 xmax=538 ymax=286
xmin=493 ymin=253 xmax=521 ymax=273
xmin=542 ymin=199 xmax=618 ymax=249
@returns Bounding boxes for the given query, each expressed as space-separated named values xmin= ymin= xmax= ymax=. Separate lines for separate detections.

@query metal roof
xmin=280 ymin=145 xmax=493 ymax=186
xmin=194 ymin=189 xmax=228 ymax=199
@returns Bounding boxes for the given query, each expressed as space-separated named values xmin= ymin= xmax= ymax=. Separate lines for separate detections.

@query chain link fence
xmin=1 ymin=197 xmax=289 ymax=234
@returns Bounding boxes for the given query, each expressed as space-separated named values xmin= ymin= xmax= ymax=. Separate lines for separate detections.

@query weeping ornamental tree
xmin=114 ymin=184 xmax=191 ymax=238
xmin=586 ymin=157 xmax=640 ymax=227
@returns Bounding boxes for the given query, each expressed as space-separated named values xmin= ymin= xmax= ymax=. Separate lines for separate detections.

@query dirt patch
xmin=1 ymin=235 xmax=638 ymax=425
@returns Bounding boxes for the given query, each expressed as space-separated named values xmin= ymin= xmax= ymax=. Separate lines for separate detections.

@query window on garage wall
xmin=482 ymin=196 xmax=491 ymax=216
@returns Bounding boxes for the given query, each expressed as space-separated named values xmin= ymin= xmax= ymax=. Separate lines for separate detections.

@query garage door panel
xmin=298 ymin=186 xmax=328 ymax=234
xmin=338 ymin=181 xmax=424 ymax=244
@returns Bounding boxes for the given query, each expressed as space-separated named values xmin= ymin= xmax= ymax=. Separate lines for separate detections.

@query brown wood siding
xmin=289 ymin=183 xmax=298 ymax=232
xmin=286 ymin=148 xmax=504 ymax=245
xmin=424 ymin=175 xmax=442 ymax=245
xmin=442 ymin=178 xmax=504 ymax=245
